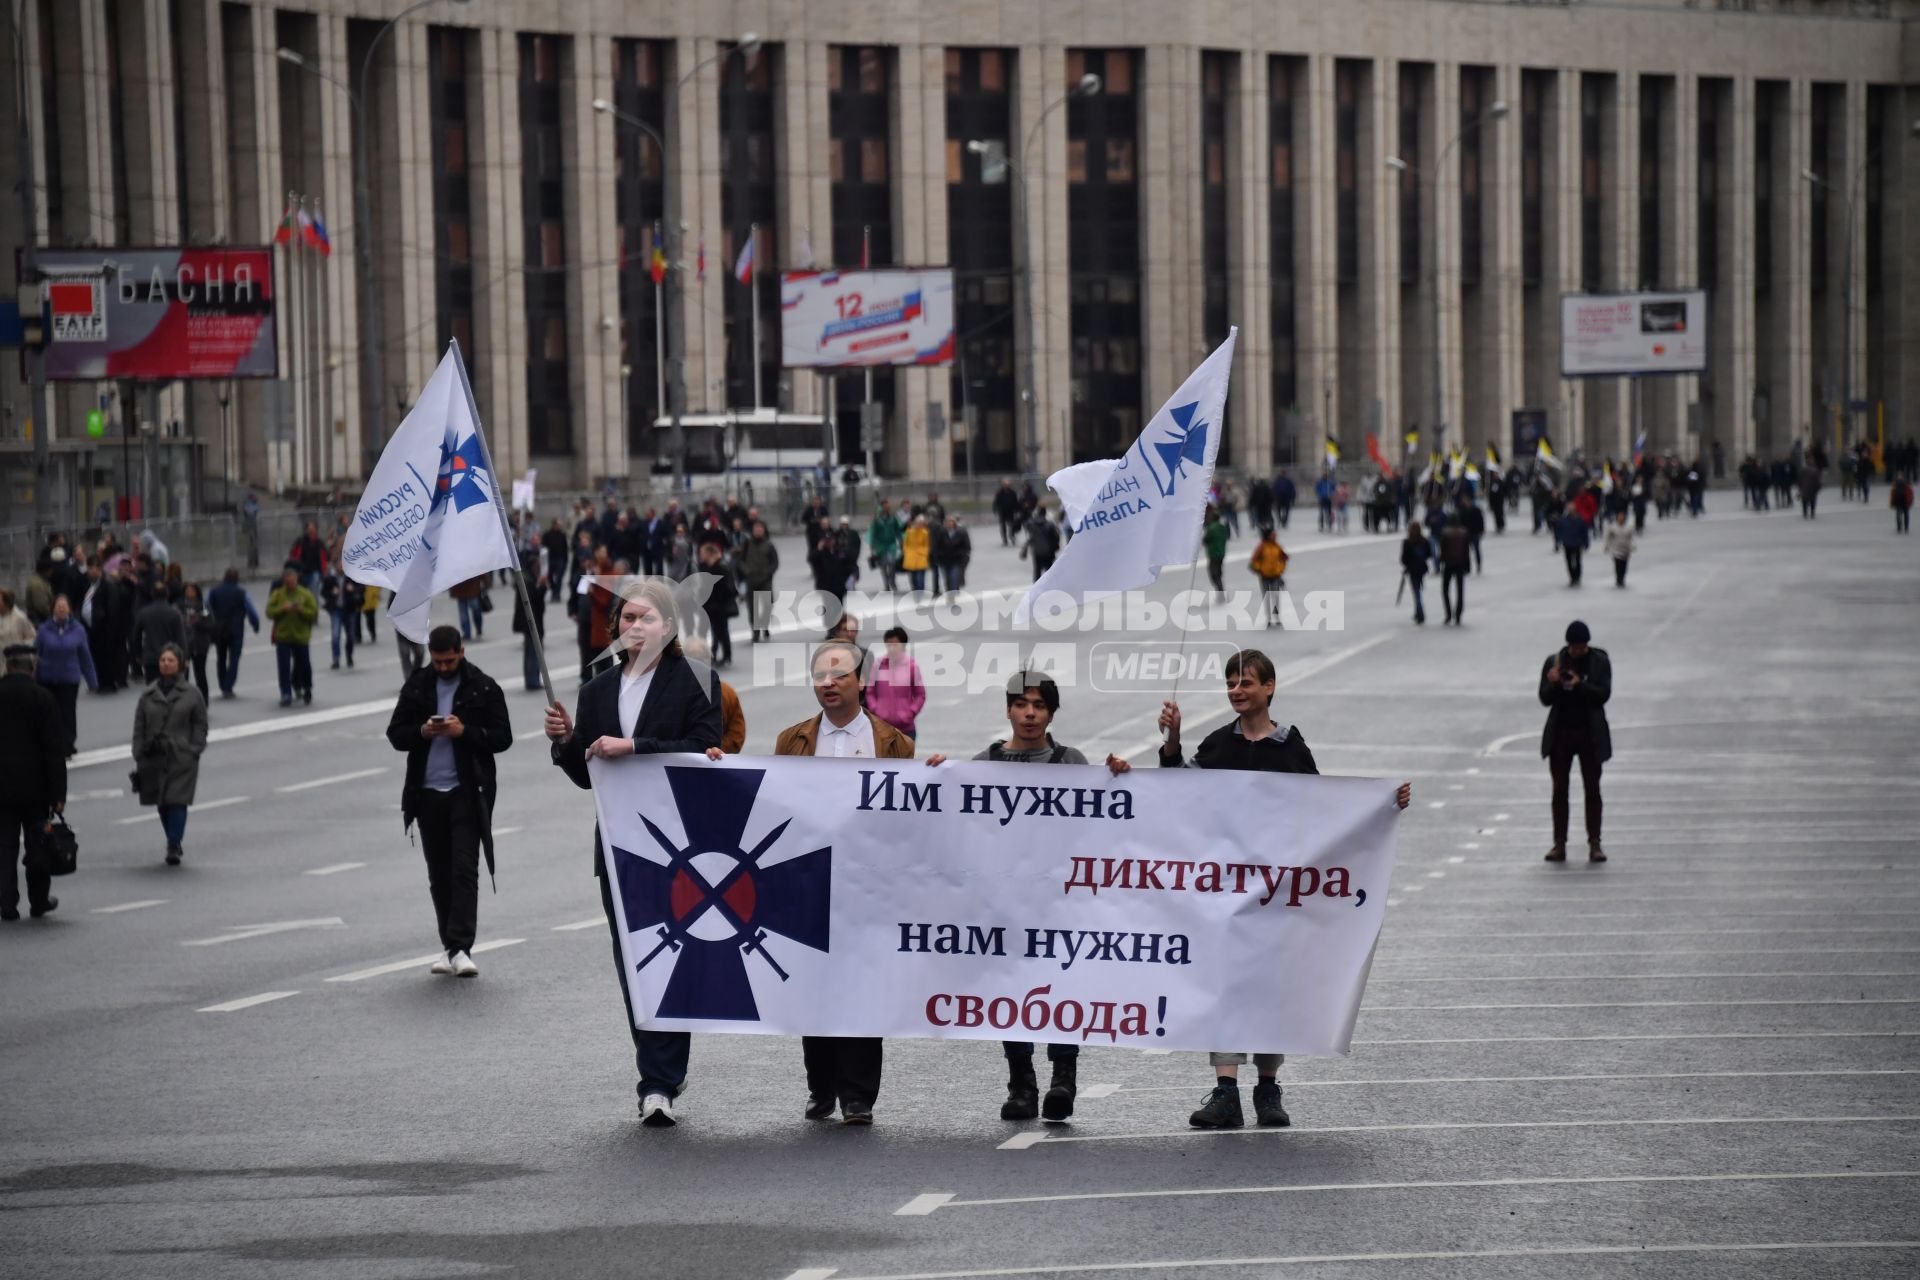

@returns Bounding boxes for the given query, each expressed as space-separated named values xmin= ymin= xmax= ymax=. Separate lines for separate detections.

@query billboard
xmin=1560 ymin=290 xmax=1708 ymax=377
xmin=780 ymin=268 xmax=955 ymax=368
xmin=38 ymin=247 xmax=277 ymax=381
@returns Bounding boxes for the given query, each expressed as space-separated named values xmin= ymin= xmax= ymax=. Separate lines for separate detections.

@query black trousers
xmin=597 ymin=865 xmax=691 ymax=1099
xmin=1564 ymin=547 xmax=1583 ymax=583
xmin=1614 ymin=556 xmax=1629 ymax=586
xmin=803 ymin=1035 xmax=883 ymax=1108
xmin=415 ymin=788 xmax=480 ymax=954
xmin=1549 ymin=735 xmax=1604 ymax=845
xmin=0 ymin=808 xmax=51 ymax=915
xmin=1441 ymin=567 xmax=1466 ymax=620
xmin=44 ymin=681 xmax=79 ymax=753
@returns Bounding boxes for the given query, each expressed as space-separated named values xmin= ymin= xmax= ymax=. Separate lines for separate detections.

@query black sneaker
xmin=29 ymin=897 xmax=57 ymax=919
xmin=1000 ymin=1058 xmax=1039 ymax=1121
xmin=804 ymin=1094 xmax=837 ymax=1121
xmin=165 ymin=843 xmax=182 ymax=866
xmin=1041 ymin=1058 xmax=1077 ymax=1123
xmin=1189 ymin=1084 xmax=1244 ymax=1129
xmin=840 ymin=1100 xmax=873 ymax=1126
xmin=1252 ymin=1080 xmax=1290 ymax=1127
xmin=301 ymin=689 xmax=313 ymax=706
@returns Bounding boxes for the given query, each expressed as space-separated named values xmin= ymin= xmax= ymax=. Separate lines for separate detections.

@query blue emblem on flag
xmin=430 ymin=431 xmax=494 ymax=515
xmin=611 ymin=767 xmax=832 ymax=1021
xmin=1135 ymin=401 xmax=1209 ymax=498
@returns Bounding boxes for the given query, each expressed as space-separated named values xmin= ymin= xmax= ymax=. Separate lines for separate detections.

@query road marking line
xmin=325 ymin=936 xmax=524 ymax=982
xmin=553 ymin=917 xmax=604 ymax=931
xmin=182 ymin=917 xmax=345 ymax=946
xmin=198 ymin=991 xmax=299 ymax=1013
xmin=1080 ymin=1083 xmax=1121 ymax=1099
xmin=494 ymin=826 xmax=523 ymax=836
xmin=1427 ymin=800 xmax=1446 ymax=809
xmin=92 ymin=899 xmax=167 ymax=914
xmin=304 ymin=862 xmax=366 ymax=877
xmin=276 ymin=768 xmax=386 ymax=793
xmin=794 ymin=1243 xmax=1920 ymax=1280
xmin=1447 ymin=856 xmax=1466 ymax=863
xmin=1002 ymin=1114 xmax=1920 ymax=1150
xmin=114 ymin=795 xmax=253 ymax=826
xmin=1493 ymin=811 xmax=1511 ymax=820
xmin=1425 ymin=871 xmax=1446 ymax=879
xmin=923 ymin=1169 xmax=1920 ymax=1213
xmin=893 ymin=1193 xmax=957 ymax=1217
xmin=1365 ymin=997 xmax=1920 ymax=1012
xmin=1109 ymin=1069 xmax=1920 ymax=1092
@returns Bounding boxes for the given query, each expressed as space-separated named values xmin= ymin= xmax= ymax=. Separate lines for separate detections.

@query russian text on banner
xmin=587 ymin=753 xmax=1398 ymax=1055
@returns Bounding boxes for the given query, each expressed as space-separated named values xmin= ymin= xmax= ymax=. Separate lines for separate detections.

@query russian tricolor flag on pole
xmin=734 ymin=234 xmax=755 ymax=284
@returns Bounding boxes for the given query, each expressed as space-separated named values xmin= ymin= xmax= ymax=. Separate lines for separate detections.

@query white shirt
xmin=618 ymin=662 xmax=657 ymax=741
xmin=815 ymin=711 xmax=875 ymax=758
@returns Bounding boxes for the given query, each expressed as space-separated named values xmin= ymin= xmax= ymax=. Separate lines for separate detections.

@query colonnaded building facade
xmin=2 ymin=0 xmax=1916 ymax=514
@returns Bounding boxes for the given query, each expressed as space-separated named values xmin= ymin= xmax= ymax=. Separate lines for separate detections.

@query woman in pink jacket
xmin=865 ymin=626 xmax=926 ymax=740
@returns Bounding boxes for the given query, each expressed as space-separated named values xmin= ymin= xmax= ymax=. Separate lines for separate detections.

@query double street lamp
xmin=1386 ymin=98 xmax=1508 ymax=460
xmin=595 ymin=34 xmax=762 ymax=490
xmin=967 ymin=70 xmax=1100 ymax=477
xmin=278 ymin=0 xmax=469 ymax=478
xmin=1800 ymin=117 xmax=1920 ymax=454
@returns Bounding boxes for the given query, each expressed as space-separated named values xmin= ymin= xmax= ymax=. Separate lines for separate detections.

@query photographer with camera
xmin=1539 ymin=620 xmax=1612 ymax=864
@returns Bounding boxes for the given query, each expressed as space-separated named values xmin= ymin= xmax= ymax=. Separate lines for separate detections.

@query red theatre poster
xmin=39 ymin=247 xmax=277 ymax=381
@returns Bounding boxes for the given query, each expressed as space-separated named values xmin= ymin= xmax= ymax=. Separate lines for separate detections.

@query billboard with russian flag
xmin=779 ymin=268 xmax=955 ymax=368
xmin=38 ymin=247 xmax=277 ymax=381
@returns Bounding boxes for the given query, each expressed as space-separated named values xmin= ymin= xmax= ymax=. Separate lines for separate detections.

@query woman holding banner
xmin=546 ymin=578 xmax=723 ymax=1130
xmin=1144 ymin=650 xmax=1411 ymax=1129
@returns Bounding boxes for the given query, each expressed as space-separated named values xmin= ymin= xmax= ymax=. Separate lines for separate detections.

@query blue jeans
xmin=908 ymin=569 xmax=926 ymax=592
xmin=943 ymin=564 xmax=965 ymax=593
xmin=598 ymin=864 xmax=690 ymax=1099
xmin=458 ymin=596 xmax=485 ymax=638
xmin=276 ymin=643 xmax=312 ymax=699
xmin=159 ymin=804 xmax=188 ymax=845
xmin=215 ymin=637 xmax=243 ymax=694
xmin=329 ymin=610 xmax=354 ymax=662
xmin=1004 ymin=1041 xmax=1079 ymax=1061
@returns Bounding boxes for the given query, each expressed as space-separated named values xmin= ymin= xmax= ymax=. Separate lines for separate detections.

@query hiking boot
xmin=1252 ymin=1080 xmax=1290 ymax=1127
xmin=1544 ymin=844 xmax=1567 ymax=862
xmin=1000 ymin=1057 xmax=1039 ymax=1121
xmin=1588 ymin=842 xmax=1608 ymax=863
xmin=1188 ymin=1083 xmax=1244 ymax=1129
xmin=1041 ymin=1058 xmax=1077 ymax=1123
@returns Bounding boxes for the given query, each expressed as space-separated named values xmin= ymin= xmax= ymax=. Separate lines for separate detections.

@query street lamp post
xmin=596 ymin=33 xmax=760 ymax=492
xmin=1801 ymin=119 xmax=1919 ymax=458
xmin=277 ymin=0 xmax=467 ymax=481
xmin=970 ymin=72 xmax=1099 ymax=479
xmin=1387 ymin=99 xmax=1507 ymax=462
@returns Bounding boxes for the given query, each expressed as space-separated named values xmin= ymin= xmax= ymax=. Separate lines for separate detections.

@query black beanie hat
xmin=1565 ymin=620 xmax=1591 ymax=644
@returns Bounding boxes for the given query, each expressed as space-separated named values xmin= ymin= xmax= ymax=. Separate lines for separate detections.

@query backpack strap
xmin=1048 ymin=743 xmax=1069 ymax=764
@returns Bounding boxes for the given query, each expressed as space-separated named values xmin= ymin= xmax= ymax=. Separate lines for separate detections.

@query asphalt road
xmin=3 ymin=493 xmax=1915 ymax=1280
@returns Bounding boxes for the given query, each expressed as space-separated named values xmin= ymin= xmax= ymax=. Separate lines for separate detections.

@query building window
xmin=1334 ymin=61 xmax=1359 ymax=286
xmin=429 ymin=27 xmax=475 ymax=377
xmin=1754 ymin=86 xmax=1773 ymax=297
xmin=1270 ymin=55 xmax=1300 ymax=460
xmin=1698 ymin=81 xmax=1721 ymax=293
xmin=830 ymin=46 xmax=897 ymax=461
xmin=1459 ymin=68 xmax=1491 ymax=288
xmin=1067 ymin=48 xmax=1142 ymax=463
xmin=519 ymin=33 xmax=571 ymax=456
xmin=1581 ymin=74 xmax=1606 ymax=293
xmin=945 ymin=47 xmax=1017 ymax=472
xmin=1522 ymin=71 xmax=1546 ymax=288
xmin=613 ymin=37 xmax=666 ymax=456
xmin=1808 ymin=85 xmax=1834 ymax=298
xmin=1398 ymin=64 xmax=1422 ymax=285
xmin=1639 ymin=78 xmax=1663 ymax=289
xmin=721 ymin=41 xmax=779 ymax=412
xmin=1201 ymin=51 xmax=1233 ymax=463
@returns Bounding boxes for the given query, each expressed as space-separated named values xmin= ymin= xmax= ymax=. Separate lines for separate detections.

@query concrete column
xmin=675 ymin=37 xmax=723 ymax=416
xmin=1723 ymin=77 xmax=1758 ymax=460
xmin=1232 ymin=48 xmax=1272 ymax=468
xmin=780 ymin=40 xmax=831 ymax=417
xmin=1353 ymin=57 xmax=1398 ymax=462
xmin=223 ymin=2 xmax=286 ymax=490
xmin=312 ymin=13 xmax=360 ymax=480
xmin=1140 ymin=44 xmax=1198 ymax=413
xmin=468 ymin=27 xmax=526 ymax=476
xmin=1430 ymin=62 xmax=1459 ymax=448
xmin=892 ymin=44 xmax=952 ymax=481
xmin=1842 ymin=80 xmax=1868 ymax=442
xmin=1660 ymin=73 xmax=1700 ymax=457
xmin=1545 ymin=69 xmax=1584 ymax=452
xmin=1885 ymin=87 xmax=1920 ymax=444
xmin=123 ymin=0 xmax=181 ymax=246
xmin=1300 ymin=53 xmax=1339 ymax=455
xmin=1592 ymin=72 xmax=1638 ymax=460
xmin=1018 ymin=43 xmax=1072 ymax=474
xmin=382 ymin=22 xmax=439 ymax=435
xmin=1784 ymin=78 xmax=1813 ymax=444
xmin=1488 ymin=62 xmax=1524 ymax=456
xmin=564 ymin=32 xmax=623 ymax=488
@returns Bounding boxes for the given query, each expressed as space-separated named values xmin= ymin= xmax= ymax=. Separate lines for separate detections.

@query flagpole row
xmin=447 ymin=339 xmax=559 ymax=708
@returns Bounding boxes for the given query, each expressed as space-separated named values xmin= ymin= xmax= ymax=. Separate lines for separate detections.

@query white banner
xmin=1561 ymin=290 xmax=1709 ymax=377
xmin=587 ymin=754 xmax=1400 ymax=1055
xmin=779 ymin=269 xmax=956 ymax=368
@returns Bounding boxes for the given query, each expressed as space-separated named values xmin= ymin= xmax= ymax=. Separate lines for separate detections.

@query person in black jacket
xmin=1539 ymin=619 xmax=1612 ymax=863
xmin=1145 ymin=649 xmax=1410 ymax=1131
xmin=384 ymin=626 xmax=514 ymax=977
xmin=545 ymin=577 xmax=724 ymax=1128
xmin=1400 ymin=522 xmax=1431 ymax=625
xmin=0 ymin=644 xmax=66 ymax=919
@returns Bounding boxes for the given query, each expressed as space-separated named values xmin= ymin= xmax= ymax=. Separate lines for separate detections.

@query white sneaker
xmin=429 ymin=952 xmax=454 ymax=976
xmin=640 ymin=1092 xmax=676 ymax=1127
xmin=451 ymin=950 xmax=479 ymax=977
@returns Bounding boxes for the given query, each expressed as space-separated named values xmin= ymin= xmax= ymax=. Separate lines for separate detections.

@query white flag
xmin=511 ymin=469 xmax=537 ymax=512
xmin=341 ymin=345 xmax=517 ymax=642
xmin=1017 ymin=329 xmax=1236 ymax=620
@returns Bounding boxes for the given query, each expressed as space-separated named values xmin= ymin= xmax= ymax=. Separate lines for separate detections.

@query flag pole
xmin=446 ymin=338 xmax=558 ymax=708
xmin=749 ymin=222 xmax=763 ymax=410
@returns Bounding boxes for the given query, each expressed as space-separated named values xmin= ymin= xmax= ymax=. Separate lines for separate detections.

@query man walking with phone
xmin=1540 ymin=620 xmax=1612 ymax=863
